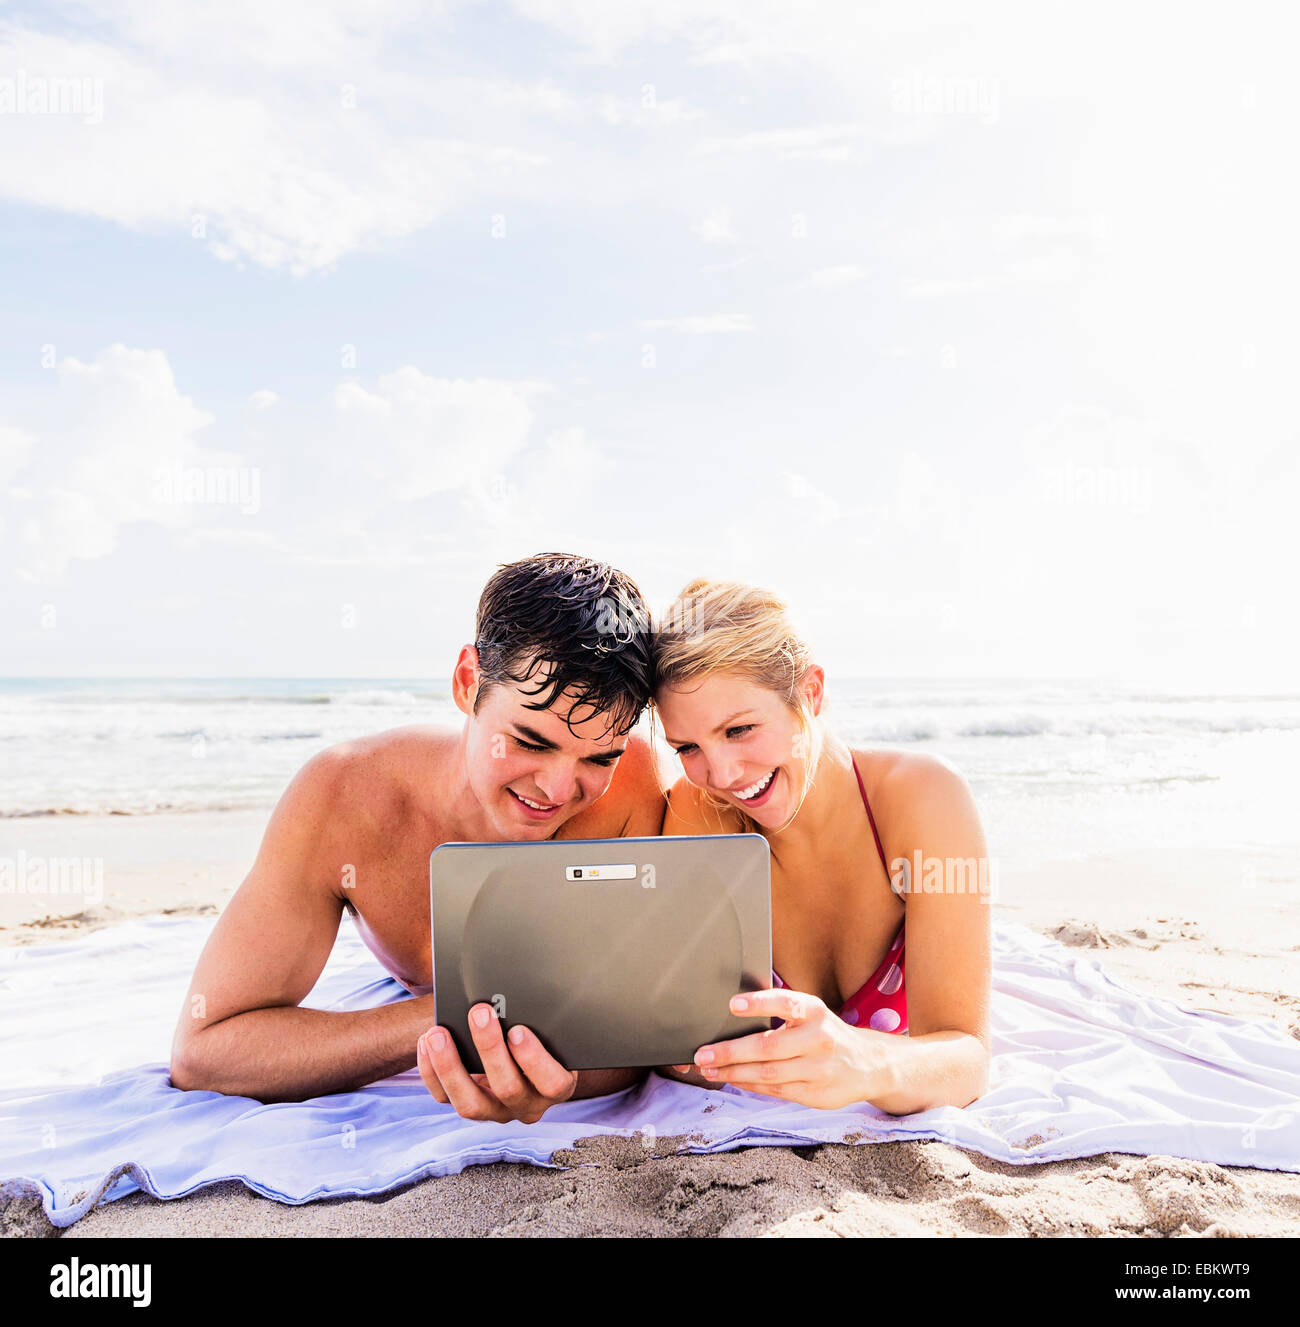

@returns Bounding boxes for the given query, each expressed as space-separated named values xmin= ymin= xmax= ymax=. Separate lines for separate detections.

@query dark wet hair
xmin=473 ymin=553 xmax=654 ymax=737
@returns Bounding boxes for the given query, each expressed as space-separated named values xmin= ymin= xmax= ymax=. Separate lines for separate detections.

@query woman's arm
xmin=684 ymin=753 xmax=992 ymax=1114
xmin=868 ymin=751 xmax=992 ymax=1113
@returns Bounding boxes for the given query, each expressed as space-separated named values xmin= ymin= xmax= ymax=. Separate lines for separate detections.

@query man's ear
xmin=801 ymin=664 xmax=826 ymax=717
xmin=451 ymin=645 xmax=481 ymax=717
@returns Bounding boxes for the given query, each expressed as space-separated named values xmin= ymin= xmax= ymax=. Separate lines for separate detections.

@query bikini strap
xmin=850 ymin=757 xmax=889 ymax=875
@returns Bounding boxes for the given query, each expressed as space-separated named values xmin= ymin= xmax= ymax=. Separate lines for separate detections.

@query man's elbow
xmin=169 ymin=1032 xmax=224 ymax=1094
xmin=168 ymin=1043 xmax=204 ymax=1092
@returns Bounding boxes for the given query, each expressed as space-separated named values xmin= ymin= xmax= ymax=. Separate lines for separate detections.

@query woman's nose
xmin=705 ymin=751 xmax=743 ymax=792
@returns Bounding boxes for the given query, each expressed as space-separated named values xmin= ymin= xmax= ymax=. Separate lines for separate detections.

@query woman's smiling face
xmin=656 ymin=671 xmax=819 ymax=828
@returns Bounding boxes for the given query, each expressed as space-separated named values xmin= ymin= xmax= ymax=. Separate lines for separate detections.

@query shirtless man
xmin=170 ymin=553 xmax=666 ymax=1122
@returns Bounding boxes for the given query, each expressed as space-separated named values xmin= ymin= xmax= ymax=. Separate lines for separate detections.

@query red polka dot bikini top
xmin=770 ymin=758 xmax=907 ymax=1035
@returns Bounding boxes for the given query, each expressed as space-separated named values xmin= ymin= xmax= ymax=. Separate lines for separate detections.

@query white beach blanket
xmin=1 ymin=913 xmax=1297 ymax=1228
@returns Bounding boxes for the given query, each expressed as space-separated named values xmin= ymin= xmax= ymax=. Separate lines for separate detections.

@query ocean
xmin=2 ymin=677 xmax=1297 ymax=869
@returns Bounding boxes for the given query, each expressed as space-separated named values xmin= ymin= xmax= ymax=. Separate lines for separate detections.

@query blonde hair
xmin=652 ymin=579 xmax=823 ymax=831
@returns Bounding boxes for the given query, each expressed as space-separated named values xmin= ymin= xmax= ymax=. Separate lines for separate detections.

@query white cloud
xmin=458 ymin=424 xmax=611 ymax=539
xmin=637 ymin=314 xmax=754 ymax=334
xmin=782 ymin=471 xmax=839 ymax=523
xmin=60 ymin=0 xmax=433 ymax=72
xmin=2 ymin=0 xmax=1297 ymax=685
xmin=690 ymin=210 xmax=737 ymax=244
xmin=331 ymin=368 xmax=543 ymax=499
xmin=693 ymin=124 xmax=869 ymax=160
xmin=249 ymin=390 xmax=279 ymax=410
xmin=0 ymin=426 xmax=35 ymax=484
xmin=0 ymin=4 xmax=720 ymax=275
xmin=0 ymin=8 xmax=554 ymax=273
xmin=810 ymin=264 xmax=868 ymax=286
xmin=512 ymin=0 xmax=714 ymax=64
xmin=596 ymin=92 xmax=703 ymax=127
xmin=903 ymin=277 xmax=989 ymax=298
xmin=702 ymin=253 xmax=753 ymax=274
xmin=993 ymin=214 xmax=1110 ymax=245
xmin=3 ymin=344 xmax=236 ymax=579
xmin=1006 ymin=248 xmax=1084 ymax=287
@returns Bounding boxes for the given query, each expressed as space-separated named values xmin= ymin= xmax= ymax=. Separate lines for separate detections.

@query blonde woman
xmin=652 ymin=581 xmax=992 ymax=1115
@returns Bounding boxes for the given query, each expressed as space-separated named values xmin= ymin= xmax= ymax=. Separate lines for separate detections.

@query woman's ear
xmin=801 ymin=664 xmax=826 ymax=717
xmin=451 ymin=644 xmax=481 ymax=716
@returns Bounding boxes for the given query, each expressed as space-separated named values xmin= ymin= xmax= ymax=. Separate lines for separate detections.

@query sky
xmin=1 ymin=0 xmax=1297 ymax=687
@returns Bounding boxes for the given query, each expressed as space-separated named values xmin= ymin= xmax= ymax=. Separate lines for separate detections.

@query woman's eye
xmin=673 ymin=743 xmax=697 ymax=756
xmin=726 ymin=725 xmax=755 ymax=739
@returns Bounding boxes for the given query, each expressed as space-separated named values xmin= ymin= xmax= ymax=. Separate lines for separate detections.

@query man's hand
xmin=416 ymin=1003 xmax=579 ymax=1123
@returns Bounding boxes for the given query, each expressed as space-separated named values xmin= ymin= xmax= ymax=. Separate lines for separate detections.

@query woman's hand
xmin=416 ymin=1003 xmax=578 ymax=1124
xmin=674 ymin=988 xmax=900 ymax=1111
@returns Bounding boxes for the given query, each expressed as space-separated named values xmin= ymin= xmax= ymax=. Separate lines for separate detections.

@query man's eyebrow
xmin=513 ymin=724 xmax=625 ymax=761
xmin=512 ymin=724 xmax=558 ymax=749
xmin=664 ymin=711 xmax=756 ymax=747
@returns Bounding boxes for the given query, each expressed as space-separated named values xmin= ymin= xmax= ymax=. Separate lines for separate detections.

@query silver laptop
xmin=430 ymin=834 xmax=772 ymax=1072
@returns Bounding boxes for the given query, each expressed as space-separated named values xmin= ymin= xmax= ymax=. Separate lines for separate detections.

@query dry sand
xmin=7 ymin=1136 xmax=1297 ymax=1240
xmin=2 ymin=810 xmax=1298 ymax=1238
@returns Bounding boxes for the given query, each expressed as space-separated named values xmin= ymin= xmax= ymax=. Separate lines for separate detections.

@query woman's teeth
xmin=735 ymin=769 xmax=776 ymax=801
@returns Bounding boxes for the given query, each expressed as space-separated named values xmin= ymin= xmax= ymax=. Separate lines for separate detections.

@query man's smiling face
xmin=458 ymin=652 xmax=628 ymax=839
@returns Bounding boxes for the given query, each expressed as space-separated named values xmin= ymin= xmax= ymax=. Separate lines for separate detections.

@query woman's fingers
xmin=685 ymin=990 xmax=834 ymax=1086
xmin=694 ymin=1026 xmax=801 ymax=1075
xmin=727 ymin=988 xmax=826 ymax=1024
xmin=702 ymin=1056 xmax=815 ymax=1086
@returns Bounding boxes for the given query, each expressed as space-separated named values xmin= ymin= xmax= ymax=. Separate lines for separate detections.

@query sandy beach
xmin=3 ymin=802 xmax=1297 ymax=1239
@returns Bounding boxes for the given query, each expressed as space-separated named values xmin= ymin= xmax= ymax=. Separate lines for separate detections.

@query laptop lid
xmin=430 ymin=833 xmax=772 ymax=1072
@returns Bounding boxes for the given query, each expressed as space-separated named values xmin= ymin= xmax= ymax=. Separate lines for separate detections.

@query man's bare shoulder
xmin=279 ymin=724 xmax=458 ymax=836
xmin=560 ymin=729 xmax=667 ymax=839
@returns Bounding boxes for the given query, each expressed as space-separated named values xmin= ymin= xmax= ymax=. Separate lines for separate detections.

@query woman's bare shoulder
xmin=851 ymin=746 xmax=975 ymax=818
xmin=664 ymin=776 xmax=747 ymax=836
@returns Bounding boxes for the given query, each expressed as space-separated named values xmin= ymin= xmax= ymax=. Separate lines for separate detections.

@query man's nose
xmin=535 ymin=761 xmax=578 ymax=805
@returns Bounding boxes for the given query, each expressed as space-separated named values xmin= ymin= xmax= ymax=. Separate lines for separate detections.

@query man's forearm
xmin=171 ymin=996 xmax=439 ymax=1102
